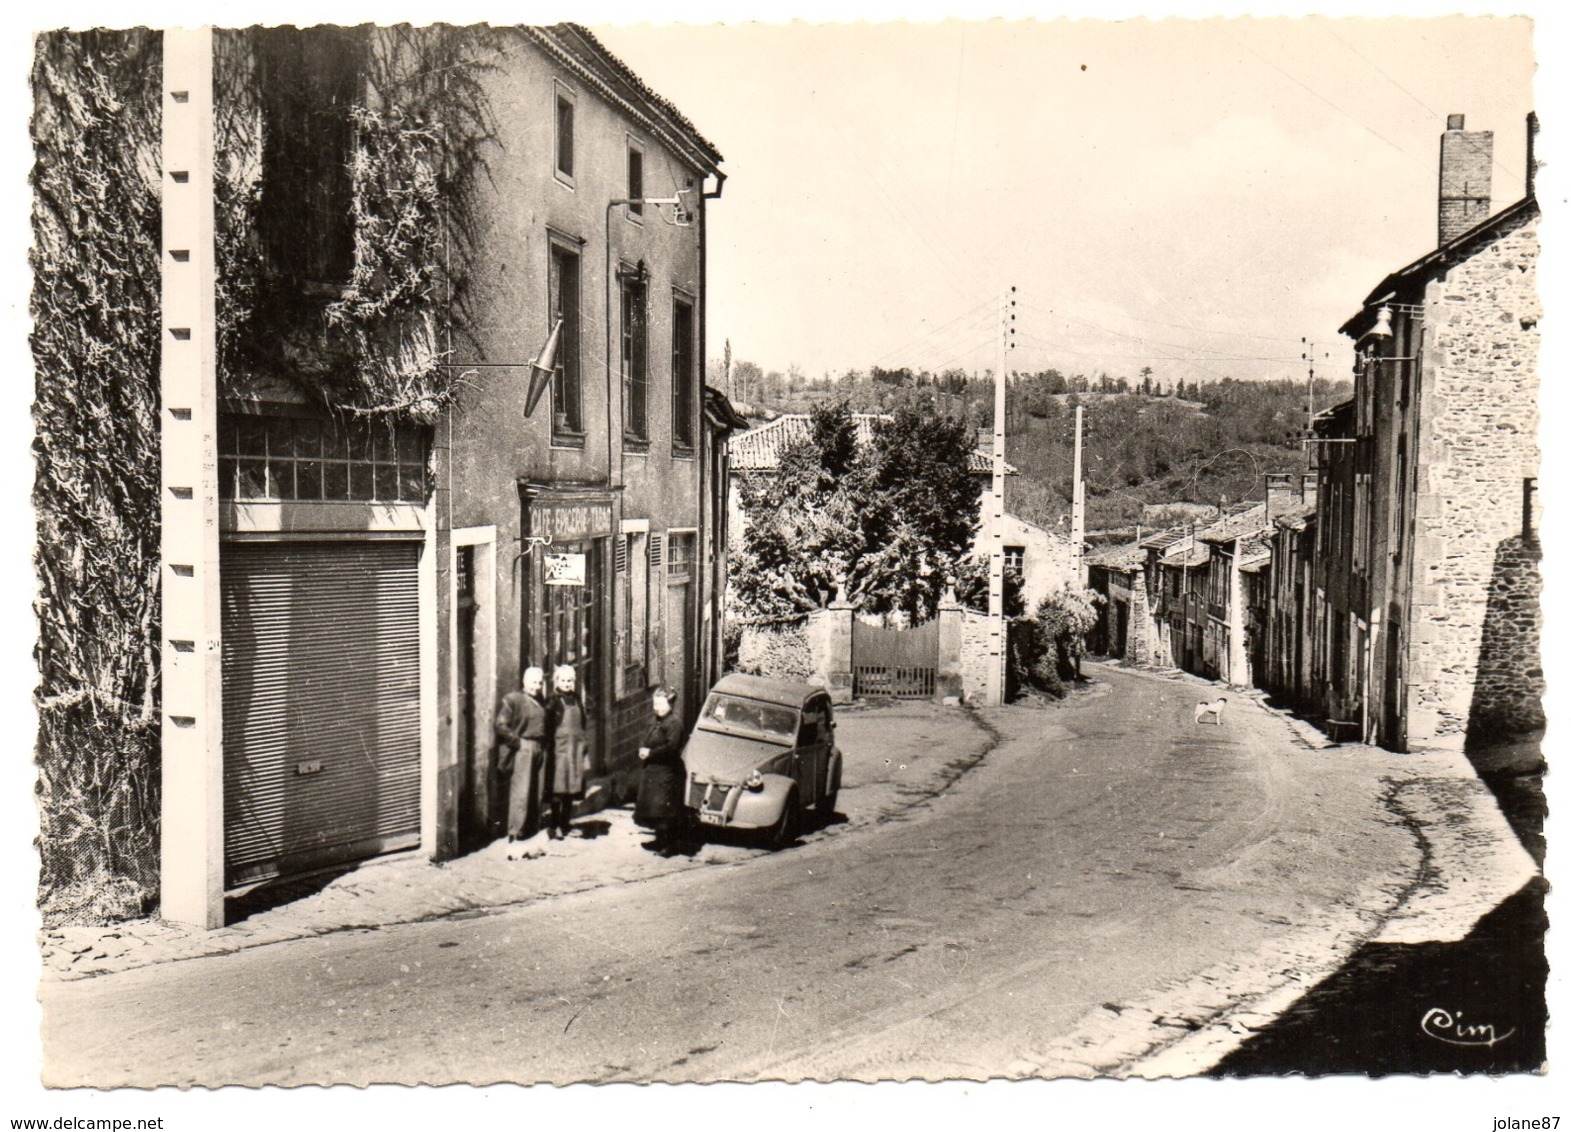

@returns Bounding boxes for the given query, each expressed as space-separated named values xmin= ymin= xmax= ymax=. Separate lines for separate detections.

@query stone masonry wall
xmin=960 ymin=609 xmax=994 ymax=703
xmin=1468 ymin=535 xmax=1544 ymax=735
xmin=737 ymin=621 xmax=813 ymax=682
xmin=1407 ymin=209 xmax=1541 ymax=744
xmin=1126 ymin=572 xmax=1156 ymax=666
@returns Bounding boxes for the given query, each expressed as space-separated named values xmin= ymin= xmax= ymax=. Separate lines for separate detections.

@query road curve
xmin=41 ymin=667 xmax=1419 ymax=1085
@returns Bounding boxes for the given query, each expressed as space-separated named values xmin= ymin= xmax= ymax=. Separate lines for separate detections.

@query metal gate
xmin=221 ymin=540 xmax=422 ymax=887
xmin=852 ymin=618 xmax=938 ymax=699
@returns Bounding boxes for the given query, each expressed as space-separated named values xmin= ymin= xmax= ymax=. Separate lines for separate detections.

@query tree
xmin=731 ymin=399 xmax=982 ymax=623
xmin=1007 ymin=585 xmax=1103 ymax=699
xmin=732 ymin=359 xmax=763 ymax=405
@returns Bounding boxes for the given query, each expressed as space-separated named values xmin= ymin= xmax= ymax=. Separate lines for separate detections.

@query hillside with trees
xmin=712 ymin=354 xmax=1349 ymax=533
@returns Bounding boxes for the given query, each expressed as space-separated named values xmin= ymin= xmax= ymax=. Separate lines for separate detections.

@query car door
xmin=795 ymin=698 xmax=828 ymax=806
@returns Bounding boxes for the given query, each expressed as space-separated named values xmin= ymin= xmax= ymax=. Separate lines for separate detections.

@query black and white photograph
xmin=6 ymin=0 xmax=1562 ymax=1124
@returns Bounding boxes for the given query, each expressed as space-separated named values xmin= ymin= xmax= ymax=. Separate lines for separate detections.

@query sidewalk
xmin=38 ymin=699 xmax=994 ymax=983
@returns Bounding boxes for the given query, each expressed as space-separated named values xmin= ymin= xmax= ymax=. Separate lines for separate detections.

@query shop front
xmin=520 ymin=485 xmax=615 ymax=777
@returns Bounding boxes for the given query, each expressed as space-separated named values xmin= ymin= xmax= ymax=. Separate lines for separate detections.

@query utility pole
xmin=1301 ymin=338 xmax=1328 ymax=426
xmin=1071 ymin=403 xmax=1086 ymax=586
xmin=159 ymin=28 xmax=225 ymax=929
xmin=984 ymin=287 xmax=1016 ymax=708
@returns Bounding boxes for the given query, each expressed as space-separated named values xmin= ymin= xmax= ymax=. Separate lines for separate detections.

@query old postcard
xmin=10 ymin=0 xmax=1560 ymax=1127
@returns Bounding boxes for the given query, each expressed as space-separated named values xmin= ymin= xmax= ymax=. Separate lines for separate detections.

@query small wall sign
xmin=544 ymin=552 xmax=586 ymax=586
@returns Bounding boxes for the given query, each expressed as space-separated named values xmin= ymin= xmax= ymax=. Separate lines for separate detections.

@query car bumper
xmin=686 ymin=774 xmax=791 ymax=830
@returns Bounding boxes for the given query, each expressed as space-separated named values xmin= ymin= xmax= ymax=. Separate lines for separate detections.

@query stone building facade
xmin=1301 ymin=113 xmax=1540 ymax=750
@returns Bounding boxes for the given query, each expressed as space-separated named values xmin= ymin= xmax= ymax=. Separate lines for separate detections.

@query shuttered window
xmin=221 ymin=540 xmax=421 ymax=886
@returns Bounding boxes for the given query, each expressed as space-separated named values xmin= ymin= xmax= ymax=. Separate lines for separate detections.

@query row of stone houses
xmin=1087 ymin=476 xmax=1313 ymax=685
xmin=1090 ymin=113 xmax=1541 ymax=754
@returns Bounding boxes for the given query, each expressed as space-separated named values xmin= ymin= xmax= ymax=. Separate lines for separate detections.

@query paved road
xmin=41 ymin=668 xmax=1417 ymax=1085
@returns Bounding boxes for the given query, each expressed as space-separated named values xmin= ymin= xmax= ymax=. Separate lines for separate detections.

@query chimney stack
xmin=1265 ymin=472 xmax=1294 ymax=522
xmin=1527 ymin=111 xmax=1539 ymax=198
xmin=1439 ymin=113 xmax=1493 ymax=246
xmin=1300 ymin=472 xmax=1318 ymax=511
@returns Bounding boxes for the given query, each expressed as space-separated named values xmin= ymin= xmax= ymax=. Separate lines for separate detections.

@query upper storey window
xmin=554 ymin=84 xmax=575 ymax=184
xmin=621 ymin=268 xmax=648 ymax=446
xmin=627 ymin=139 xmax=644 ymax=218
xmin=670 ymin=295 xmax=696 ymax=452
xmin=549 ymin=239 xmax=584 ymax=438
xmin=255 ymin=26 xmax=365 ymax=288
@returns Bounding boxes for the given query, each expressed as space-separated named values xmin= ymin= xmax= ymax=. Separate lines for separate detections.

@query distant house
xmin=980 ymin=511 xmax=1077 ymax=613
xmin=1123 ymin=474 xmax=1313 ymax=684
xmin=1086 ymin=538 xmax=1150 ymax=660
xmin=1260 ymin=500 xmax=1317 ymax=712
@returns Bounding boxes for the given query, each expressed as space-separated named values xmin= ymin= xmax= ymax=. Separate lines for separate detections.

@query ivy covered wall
xmin=31 ymin=26 xmax=499 ymax=924
xmin=31 ymin=30 xmax=165 ymax=924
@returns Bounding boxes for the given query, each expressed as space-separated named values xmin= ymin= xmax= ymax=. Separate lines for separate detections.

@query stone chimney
xmin=1265 ymin=472 xmax=1295 ymax=522
xmin=1527 ymin=111 xmax=1539 ymax=198
xmin=1439 ymin=113 xmax=1493 ymax=246
xmin=1300 ymin=472 xmax=1318 ymax=511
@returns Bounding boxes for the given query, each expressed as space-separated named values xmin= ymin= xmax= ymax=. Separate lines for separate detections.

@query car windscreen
xmin=698 ymin=694 xmax=800 ymax=745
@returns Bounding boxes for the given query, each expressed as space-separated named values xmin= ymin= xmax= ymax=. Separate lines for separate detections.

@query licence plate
xmin=698 ymin=812 xmax=726 ymax=826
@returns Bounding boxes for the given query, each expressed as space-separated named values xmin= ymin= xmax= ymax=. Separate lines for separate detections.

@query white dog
xmin=1194 ymin=696 xmax=1228 ymax=725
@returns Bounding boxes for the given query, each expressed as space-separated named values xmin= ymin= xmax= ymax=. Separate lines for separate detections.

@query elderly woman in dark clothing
xmin=495 ymin=666 xmax=549 ymax=843
xmin=634 ymin=686 xmax=686 ymax=856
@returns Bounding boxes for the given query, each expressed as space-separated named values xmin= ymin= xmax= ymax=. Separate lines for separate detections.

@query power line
xmin=801 ymin=57 xmax=992 ymax=302
xmin=1319 ymin=22 xmax=1529 ymax=189
xmin=1082 ymin=310 xmax=1307 ymax=344
xmin=1014 ymin=300 xmax=1305 ymax=362
xmin=867 ymin=297 xmax=998 ymax=370
xmin=1318 ymin=23 xmax=1441 ymax=121
xmin=1222 ymin=26 xmax=1428 ymax=172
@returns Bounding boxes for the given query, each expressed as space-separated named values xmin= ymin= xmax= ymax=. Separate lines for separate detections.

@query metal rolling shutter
xmin=222 ymin=540 xmax=422 ymax=887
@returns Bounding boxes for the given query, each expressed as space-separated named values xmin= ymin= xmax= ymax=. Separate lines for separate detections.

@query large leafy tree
xmin=732 ymin=399 xmax=982 ymax=623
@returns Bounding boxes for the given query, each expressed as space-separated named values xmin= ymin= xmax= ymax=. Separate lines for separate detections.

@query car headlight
xmin=745 ymin=770 xmax=764 ymax=791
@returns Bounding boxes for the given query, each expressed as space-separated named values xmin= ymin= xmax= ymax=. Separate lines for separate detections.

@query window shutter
xmin=649 ymin=532 xmax=663 ymax=571
xmin=615 ymin=535 xmax=628 ymax=574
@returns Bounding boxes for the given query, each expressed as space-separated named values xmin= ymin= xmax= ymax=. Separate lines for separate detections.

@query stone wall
xmin=960 ymin=609 xmax=995 ymax=704
xmin=1467 ymin=534 xmax=1544 ymax=736
xmin=1127 ymin=570 xmax=1157 ymax=666
xmin=1407 ymin=208 xmax=1541 ymax=744
xmin=736 ymin=620 xmax=813 ymax=681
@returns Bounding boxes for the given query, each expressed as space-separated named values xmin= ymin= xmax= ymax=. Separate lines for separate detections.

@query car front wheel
xmin=766 ymin=788 xmax=800 ymax=850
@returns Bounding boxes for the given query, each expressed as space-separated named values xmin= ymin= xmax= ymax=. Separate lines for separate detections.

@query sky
xmin=594 ymin=16 xmax=1537 ymax=386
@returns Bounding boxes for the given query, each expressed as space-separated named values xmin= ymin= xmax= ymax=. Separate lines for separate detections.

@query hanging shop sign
xmin=544 ymin=552 xmax=587 ymax=587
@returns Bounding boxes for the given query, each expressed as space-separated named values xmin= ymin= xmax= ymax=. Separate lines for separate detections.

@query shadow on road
xmin=226 ymin=865 xmax=358 ymax=926
xmin=1213 ymin=732 xmax=1547 ymax=1077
